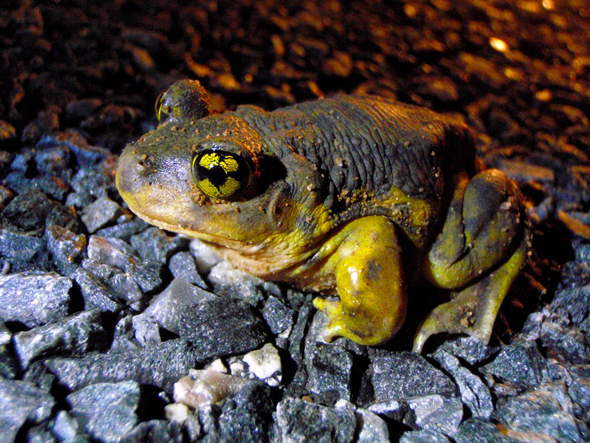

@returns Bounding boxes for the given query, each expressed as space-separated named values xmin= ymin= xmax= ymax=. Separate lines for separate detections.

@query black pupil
xmin=198 ymin=163 xmax=227 ymax=186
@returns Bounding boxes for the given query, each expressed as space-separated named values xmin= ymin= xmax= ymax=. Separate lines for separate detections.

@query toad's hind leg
xmin=414 ymin=169 xmax=529 ymax=353
xmin=311 ymin=216 xmax=407 ymax=346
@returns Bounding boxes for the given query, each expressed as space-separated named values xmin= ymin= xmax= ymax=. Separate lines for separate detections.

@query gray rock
xmin=482 ymin=343 xmax=546 ymax=392
xmin=208 ymin=261 xmax=265 ymax=306
xmin=494 ymin=381 xmax=590 ymax=442
xmin=432 ymin=349 xmax=493 ymax=418
xmin=74 ymin=268 xmax=123 ymax=312
xmin=355 ymin=407 xmax=390 ymax=443
xmin=437 ymin=336 xmax=496 ymax=366
xmin=405 ymin=395 xmax=463 ymax=436
xmin=46 ymin=339 xmax=205 ymax=392
xmin=372 ymin=351 xmax=457 ymax=402
xmin=305 ymin=312 xmax=354 ymax=403
xmin=131 ymin=314 xmax=161 ymax=347
xmin=176 ymin=297 xmax=269 ymax=358
xmin=0 ymin=188 xmax=56 ymax=234
xmin=0 ymin=378 xmax=55 ymax=443
xmin=81 ymin=196 xmax=122 ymax=233
xmin=13 ymin=310 xmax=106 ymax=369
xmin=0 ymin=272 xmax=71 ymax=328
xmin=23 ymin=360 xmax=57 ymax=392
xmin=217 ymin=381 xmax=273 ymax=443
xmin=70 ymin=165 xmax=113 ymax=202
xmin=539 ymin=321 xmax=590 ymax=364
xmin=119 ymin=420 xmax=184 ymax=443
xmin=455 ymin=417 xmax=518 ymax=443
xmin=86 ymin=235 xmax=162 ymax=293
xmin=0 ymin=320 xmax=11 ymax=346
xmin=67 ymin=381 xmax=140 ymax=443
xmin=0 ymin=229 xmax=49 ymax=272
xmin=45 ymin=225 xmax=86 ymax=277
xmin=261 ymin=295 xmax=295 ymax=335
xmin=26 ymin=423 xmax=57 ymax=443
xmin=569 ymin=377 xmax=590 ymax=422
xmin=130 ymin=227 xmax=188 ymax=265
xmin=143 ymin=278 xmax=217 ymax=334
xmin=367 ymin=399 xmax=406 ymax=422
xmin=95 ymin=217 xmax=150 ymax=240
xmin=51 ymin=410 xmax=80 ymax=442
xmin=399 ymin=429 xmax=451 ymax=443
xmin=275 ymin=397 xmax=356 ymax=443
xmin=169 ymin=251 xmax=208 ymax=288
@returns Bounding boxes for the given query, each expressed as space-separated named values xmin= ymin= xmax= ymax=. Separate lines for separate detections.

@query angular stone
xmin=81 ymin=196 xmax=122 ymax=233
xmin=0 ymin=379 xmax=55 ymax=443
xmin=0 ymin=229 xmax=48 ymax=271
xmin=13 ymin=310 xmax=106 ymax=369
xmin=130 ymin=227 xmax=188 ymax=265
xmin=51 ymin=410 xmax=80 ymax=442
xmin=46 ymin=339 xmax=205 ymax=392
xmin=483 ymin=343 xmax=546 ymax=391
xmin=400 ymin=429 xmax=451 ymax=443
xmin=175 ymin=297 xmax=269 ymax=359
xmin=432 ymin=349 xmax=493 ymax=418
xmin=355 ymin=407 xmax=390 ymax=443
xmin=494 ymin=382 xmax=590 ymax=443
xmin=217 ymin=381 xmax=274 ymax=442
xmin=67 ymin=381 xmax=140 ymax=443
xmin=372 ymin=351 xmax=456 ymax=402
xmin=405 ymin=395 xmax=463 ymax=436
xmin=143 ymin=278 xmax=217 ymax=334
xmin=0 ymin=272 xmax=71 ymax=328
xmin=454 ymin=417 xmax=516 ymax=443
xmin=120 ymin=420 xmax=184 ymax=443
xmin=86 ymin=236 xmax=162 ymax=293
xmin=45 ymin=225 xmax=86 ymax=277
xmin=73 ymin=268 xmax=123 ymax=313
xmin=261 ymin=295 xmax=295 ymax=335
xmin=275 ymin=397 xmax=356 ymax=443
xmin=305 ymin=340 xmax=354 ymax=403
xmin=0 ymin=188 xmax=55 ymax=234
xmin=169 ymin=251 xmax=208 ymax=288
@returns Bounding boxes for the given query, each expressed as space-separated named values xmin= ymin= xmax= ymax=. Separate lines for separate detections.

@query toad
xmin=116 ymin=80 xmax=529 ymax=352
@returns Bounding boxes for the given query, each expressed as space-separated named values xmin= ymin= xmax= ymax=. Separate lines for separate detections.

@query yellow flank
xmin=381 ymin=186 xmax=431 ymax=244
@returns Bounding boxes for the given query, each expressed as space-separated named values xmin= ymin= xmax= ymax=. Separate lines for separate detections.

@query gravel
xmin=1 ymin=0 xmax=590 ymax=442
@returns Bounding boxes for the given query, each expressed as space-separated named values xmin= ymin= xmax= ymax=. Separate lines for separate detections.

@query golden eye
xmin=192 ymin=150 xmax=251 ymax=199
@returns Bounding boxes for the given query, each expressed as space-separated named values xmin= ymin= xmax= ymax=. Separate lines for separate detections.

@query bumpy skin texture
xmin=116 ymin=80 xmax=529 ymax=351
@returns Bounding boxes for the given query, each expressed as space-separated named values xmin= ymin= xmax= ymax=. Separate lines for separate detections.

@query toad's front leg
xmin=311 ymin=216 xmax=407 ymax=346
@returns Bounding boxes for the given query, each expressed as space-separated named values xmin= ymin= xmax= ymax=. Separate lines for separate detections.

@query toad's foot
xmin=413 ymin=236 xmax=528 ymax=353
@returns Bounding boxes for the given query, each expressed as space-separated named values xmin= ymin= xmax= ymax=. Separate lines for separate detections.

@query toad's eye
xmin=155 ymin=90 xmax=167 ymax=122
xmin=192 ymin=150 xmax=251 ymax=199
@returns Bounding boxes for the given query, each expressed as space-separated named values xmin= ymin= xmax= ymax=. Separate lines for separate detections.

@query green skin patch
xmin=116 ymin=79 xmax=529 ymax=352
